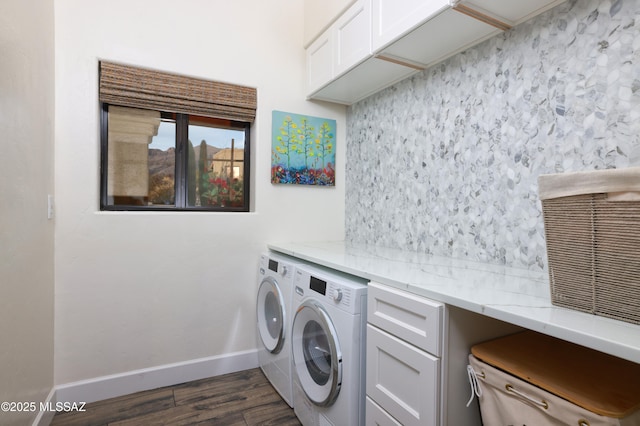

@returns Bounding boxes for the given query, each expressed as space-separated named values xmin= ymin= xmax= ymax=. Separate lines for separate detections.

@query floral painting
xmin=271 ymin=110 xmax=336 ymax=186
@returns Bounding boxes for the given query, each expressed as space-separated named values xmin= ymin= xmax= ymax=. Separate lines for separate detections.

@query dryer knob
xmin=332 ymin=288 xmax=343 ymax=302
xmin=280 ymin=266 xmax=288 ymax=277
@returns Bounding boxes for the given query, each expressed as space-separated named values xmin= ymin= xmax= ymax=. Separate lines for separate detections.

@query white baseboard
xmin=54 ymin=349 xmax=258 ymax=406
xmin=32 ymin=387 xmax=57 ymax=426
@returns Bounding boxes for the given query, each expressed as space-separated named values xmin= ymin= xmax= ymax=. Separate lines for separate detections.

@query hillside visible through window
xmin=103 ymin=105 xmax=250 ymax=211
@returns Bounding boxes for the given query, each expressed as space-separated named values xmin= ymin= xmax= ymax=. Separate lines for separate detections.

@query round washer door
xmin=292 ymin=299 xmax=342 ymax=407
xmin=256 ymin=276 xmax=286 ymax=354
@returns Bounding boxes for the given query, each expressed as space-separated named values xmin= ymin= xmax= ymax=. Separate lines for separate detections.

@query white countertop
xmin=268 ymin=240 xmax=640 ymax=364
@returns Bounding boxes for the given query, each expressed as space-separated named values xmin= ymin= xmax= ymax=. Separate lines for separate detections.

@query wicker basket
xmin=538 ymin=167 xmax=640 ymax=325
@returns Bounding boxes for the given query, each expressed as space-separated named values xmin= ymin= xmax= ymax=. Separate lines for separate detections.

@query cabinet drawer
xmin=368 ymin=281 xmax=443 ymax=355
xmin=367 ymin=324 xmax=440 ymax=426
xmin=366 ymin=396 xmax=402 ymax=426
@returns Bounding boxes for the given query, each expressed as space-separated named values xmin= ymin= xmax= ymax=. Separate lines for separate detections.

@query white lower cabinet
xmin=366 ymin=282 xmax=443 ymax=426
xmin=366 ymin=396 xmax=402 ymax=426
xmin=367 ymin=324 xmax=440 ymax=426
xmin=366 ymin=281 xmax=523 ymax=426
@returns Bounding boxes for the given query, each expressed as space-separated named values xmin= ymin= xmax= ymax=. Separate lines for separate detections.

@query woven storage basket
xmin=538 ymin=167 xmax=640 ymax=325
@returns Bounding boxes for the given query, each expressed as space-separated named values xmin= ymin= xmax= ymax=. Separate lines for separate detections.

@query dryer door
xmin=257 ymin=276 xmax=286 ymax=354
xmin=292 ymin=299 xmax=342 ymax=407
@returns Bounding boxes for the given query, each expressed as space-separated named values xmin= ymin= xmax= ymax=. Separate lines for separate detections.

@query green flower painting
xmin=271 ymin=110 xmax=336 ymax=186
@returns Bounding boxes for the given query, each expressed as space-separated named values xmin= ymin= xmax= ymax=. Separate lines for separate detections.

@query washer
xmin=256 ymin=252 xmax=301 ymax=407
xmin=291 ymin=263 xmax=368 ymax=426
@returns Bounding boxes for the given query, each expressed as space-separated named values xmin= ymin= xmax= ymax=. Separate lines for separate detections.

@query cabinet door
xmin=371 ymin=0 xmax=449 ymax=52
xmin=366 ymin=396 xmax=402 ymax=426
xmin=334 ymin=0 xmax=371 ymax=76
xmin=306 ymin=29 xmax=334 ymax=95
xmin=367 ymin=324 xmax=440 ymax=426
xmin=378 ymin=7 xmax=498 ymax=68
xmin=368 ymin=281 xmax=443 ymax=356
xmin=304 ymin=0 xmax=357 ymax=47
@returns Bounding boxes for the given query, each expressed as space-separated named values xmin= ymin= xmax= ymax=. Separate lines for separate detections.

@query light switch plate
xmin=47 ymin=194 xmax=54 ymax=219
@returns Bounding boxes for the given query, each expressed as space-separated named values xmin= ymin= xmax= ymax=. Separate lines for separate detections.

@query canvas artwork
xmin=271 ymin=110 xmax=336 ymax=186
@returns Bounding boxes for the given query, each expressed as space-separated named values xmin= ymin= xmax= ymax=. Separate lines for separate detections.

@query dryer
xmin=256 ymin=252 xmax=300 ymax=407
xmin=291 ymin=263 xmax=368 ymax=426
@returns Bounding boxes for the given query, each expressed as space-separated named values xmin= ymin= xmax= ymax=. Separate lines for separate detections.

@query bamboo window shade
xmin=99 ymin=61 xmax=257 ymax=122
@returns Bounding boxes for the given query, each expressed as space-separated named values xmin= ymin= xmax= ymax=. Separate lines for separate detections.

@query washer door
xmin=257 ymin=276 xmax=286 ymax=354
xmin=292 ymin=299 xmax=342 ymax=407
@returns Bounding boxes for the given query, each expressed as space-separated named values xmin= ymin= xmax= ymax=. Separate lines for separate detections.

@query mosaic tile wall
xmin=345 ymin=0 xmax=640 ymax=270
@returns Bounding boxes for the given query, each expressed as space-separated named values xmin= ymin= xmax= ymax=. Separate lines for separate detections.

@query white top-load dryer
xmin=291 ymin=262 xmax=368 ymax=426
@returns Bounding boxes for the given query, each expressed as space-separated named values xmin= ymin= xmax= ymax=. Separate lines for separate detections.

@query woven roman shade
xmin=99 ymin=61 xmax=257 ymax=122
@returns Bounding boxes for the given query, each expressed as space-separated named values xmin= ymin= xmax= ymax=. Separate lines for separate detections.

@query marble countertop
xmin=268 ymin=240 xmax=640 ymax=364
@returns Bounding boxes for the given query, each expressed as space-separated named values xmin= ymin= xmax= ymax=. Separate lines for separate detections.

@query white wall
xmin=54 ymin=0 xmax=346 ymax=385
xmin=0 ymin=0 xmax=55 ymax=424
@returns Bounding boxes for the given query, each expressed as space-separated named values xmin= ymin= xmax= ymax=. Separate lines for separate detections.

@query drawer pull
xmin=505 ymin=384 xmax=549 ymax=409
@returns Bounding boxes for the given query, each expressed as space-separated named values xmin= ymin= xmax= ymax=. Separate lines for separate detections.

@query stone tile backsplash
xmin=345 ymin=0 xmax=640 ymax=270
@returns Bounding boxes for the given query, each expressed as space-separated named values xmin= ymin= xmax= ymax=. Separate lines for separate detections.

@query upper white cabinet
xmin=304 ymin=0 xmax=356 ymax=48
xmin=371 ymin=0 xmax=450 ymax=53
xmin=306 ymin=30 xmax=333 ymax=96
xmin=306 ymin=0 xmax=374 ymax=98
xmin=458 ymin=0 xmax=567 ymax=26
xmin=305 ymin=0 xmax=566 ymax=104
xmin=376 ymin=5 xmax=499 ymax=69
xmin=309 ymin=56 xmax=417 ymax=105
xmin=372 ymin=0 xmax=568 ymax=69
xmin=335 ymin=0 xmax=371 ymax=76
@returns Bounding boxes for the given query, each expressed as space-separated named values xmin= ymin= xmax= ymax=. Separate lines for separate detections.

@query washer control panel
xmin=294 ymin=267 xmax=366 ymax=314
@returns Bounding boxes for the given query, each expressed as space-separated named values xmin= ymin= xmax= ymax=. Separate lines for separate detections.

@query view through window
xmin=102 ymin=105 xmax=249 ymax=211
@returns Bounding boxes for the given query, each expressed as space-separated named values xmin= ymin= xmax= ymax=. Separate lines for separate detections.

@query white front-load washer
xmin=256 ymin=252 xmax=300 ymax=407
xmin=291 ymin=263 xmax=368 ymax=426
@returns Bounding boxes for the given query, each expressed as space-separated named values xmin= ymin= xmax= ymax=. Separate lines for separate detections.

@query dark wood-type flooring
xmin=50 ymin=368 xmax=301 ymax=426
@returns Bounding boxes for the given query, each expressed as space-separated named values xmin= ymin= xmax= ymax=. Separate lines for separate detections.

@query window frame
xmin=99 ymin=103 xmax=251 ymax=212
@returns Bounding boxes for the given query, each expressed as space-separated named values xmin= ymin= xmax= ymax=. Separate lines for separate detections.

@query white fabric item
xmin=466 ymin=364 xmax=483 ymax=407
xmin=538 ymin=167 xmax=640 ymax=200
xmin=468 ymin=355 xmax=640 ymax=426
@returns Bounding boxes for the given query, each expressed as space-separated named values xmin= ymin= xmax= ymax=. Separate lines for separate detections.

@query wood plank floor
xmin=51 ymin=368 xmax=302 ymax=426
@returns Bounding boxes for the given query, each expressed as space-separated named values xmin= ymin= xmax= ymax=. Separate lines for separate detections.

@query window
xmin=98 ymin=61 xmax=256 ymax=212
